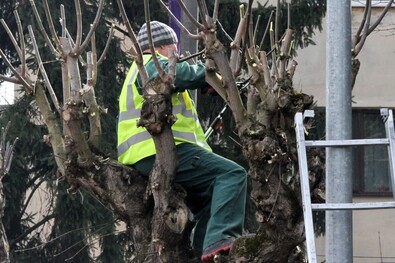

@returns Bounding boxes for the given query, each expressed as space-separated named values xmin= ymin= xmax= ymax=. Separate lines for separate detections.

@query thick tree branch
xmin=83 ymin=53 xmax=102 ymax=149
xmin=230 ymin=5 xmax=248 ymax=75
xmin=28 ymin=25 xmax=61 ymax=112
xmin=34 ymin=83 xmax=66 ymax=175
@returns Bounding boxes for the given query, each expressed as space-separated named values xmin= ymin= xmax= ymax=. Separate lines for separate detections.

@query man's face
xmin=157 ymin=44 xmax=178 ymax=57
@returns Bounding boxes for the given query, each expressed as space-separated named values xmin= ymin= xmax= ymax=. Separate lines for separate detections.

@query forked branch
xmin=115 ymin=0 xmax=149 ymax=86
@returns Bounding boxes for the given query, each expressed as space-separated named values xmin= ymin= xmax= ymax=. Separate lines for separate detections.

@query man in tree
xmin=117 ymin=21 xmax=247 ymax=262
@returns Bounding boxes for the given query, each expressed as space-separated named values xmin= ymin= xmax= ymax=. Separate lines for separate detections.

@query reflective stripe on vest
xmin=117 ymin=54 xmax=211 ymax=165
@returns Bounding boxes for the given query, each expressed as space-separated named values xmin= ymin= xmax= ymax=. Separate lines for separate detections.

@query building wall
xmin=291 ymin=5 xmax=395 ymax=262
xmin=315 ymin=197 xmax=395 ymax=263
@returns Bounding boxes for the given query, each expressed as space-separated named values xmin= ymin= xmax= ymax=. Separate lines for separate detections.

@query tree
xmin=2 ymin=0 xmax=390 ymax=262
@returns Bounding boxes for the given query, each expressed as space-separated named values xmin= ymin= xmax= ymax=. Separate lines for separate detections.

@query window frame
xmin=351 ymin=0 xmax=395 ymax=8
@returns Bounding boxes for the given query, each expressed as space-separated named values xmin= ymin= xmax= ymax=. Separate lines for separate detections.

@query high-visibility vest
xmin=117 ymin=54 xmax=212 ymax=165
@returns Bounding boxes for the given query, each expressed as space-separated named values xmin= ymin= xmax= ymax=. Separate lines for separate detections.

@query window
xmin=308 ymin=108 xmax=393 ymax=196
xmin=352 ymin=109 xmax=392 ymax=195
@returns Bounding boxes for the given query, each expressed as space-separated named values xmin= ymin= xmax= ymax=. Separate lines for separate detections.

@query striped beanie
xmin=137 ymin=21 xmax=178 ymax=51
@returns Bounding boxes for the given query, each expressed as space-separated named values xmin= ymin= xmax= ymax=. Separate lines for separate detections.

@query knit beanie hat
xmin=137 ymin=21 xmax=178 ymax=51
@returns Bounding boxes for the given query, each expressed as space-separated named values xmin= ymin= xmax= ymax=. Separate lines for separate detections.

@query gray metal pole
xmin=325 ymin=1 xmax=353 ymax=263
xmin=180 ymin=1 xmax=198 ymax=55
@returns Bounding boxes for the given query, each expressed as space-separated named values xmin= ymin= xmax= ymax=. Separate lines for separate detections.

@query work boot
xmin=201 ymin=237 xmax=235 ymax=262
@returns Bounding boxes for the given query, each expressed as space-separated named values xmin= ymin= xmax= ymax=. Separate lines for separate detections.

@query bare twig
xmin=29 ymin=0 xmax=59 ymax=56
xmin=269 ymin=22 xmax=279 ymax=79
xmin=0 ymin=49 xmax=32 ymax=91
xmin=87 ymin=52 xmax=93 ymax=85
xmin=97 ymin=25 xmax=115 ymax=65
xmin=28 ymin=25 xmax=61 ymax=111
xmin=42 ymin=0 xmax=60 ymax=48
xmin=259 ymin=10 xmax=274 ymax=51
xmin=0 ymin=75 xmax=21 ymax=85
xmin=76 ymin=0 xmax=104 ymax=56
xmin=73 ymin=0 xmax=83 ymax=52
xmin=10 ymin=213 xmax=56 ymax=248
xmin=115 ymin=0 xmax=148 ymax=85
xmin=354 ymin=1 xmax=372 ymax=56
xmin=213 ymin=0 xmax=220 ymax=22
xmin=157 ymin=0 xmax=202 ymax=40
xmin=367 ymin=0 xmax=394 ymax=34
xmin=275 ymin=0 xmax=280 ymax=44
xmin=287 ymin=3 xmax=291 ymax=29
xmin=253 ymin=15 xmax=262 ymax=47
xmin=90 ymin=32 xmax=98 ymax=85
xmin=60 ymin=5 xmax=66 ymax=38
xmin=14 ymin=11 xmax=26 ymax=77
xmin=197 ymin=0 xmax=209 ymax=27
xmin=20 ymin=178 xmax=46 ymax=221
xmin=248 ymin=2 xmax=254 ymax=48
xmin=144 ymin=0 xmax=167 ymax=83
xmin=175 ymin=0 xmax=204 ymax=30
xmin=0 ymin=19 xmax=22 ymax=59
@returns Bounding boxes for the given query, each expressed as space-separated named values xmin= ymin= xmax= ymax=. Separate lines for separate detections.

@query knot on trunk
xmin=164 ymin=205 xmax=189 ymax=234
xmin=137 ymin=94 xmax=176 ymax=135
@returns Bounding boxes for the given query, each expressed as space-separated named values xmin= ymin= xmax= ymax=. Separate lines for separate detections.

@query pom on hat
xmin=137 ymin=21 xmax=178 ymax=51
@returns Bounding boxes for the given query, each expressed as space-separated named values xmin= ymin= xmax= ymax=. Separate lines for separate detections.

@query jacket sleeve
xmin=137 ymin=57 xmax=207 ymax=93
xmin=172 ymin=61 xmax=207 ymax=92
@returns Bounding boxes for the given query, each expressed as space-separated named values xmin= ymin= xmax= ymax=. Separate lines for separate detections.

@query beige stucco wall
xmin=315 ymin=197 xmax=395 ymax=263
xmin=293 ymin=7 xmax=395 ymax=108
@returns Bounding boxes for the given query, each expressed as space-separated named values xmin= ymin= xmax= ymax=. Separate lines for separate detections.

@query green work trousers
xmin=134 ymin=142 xmax=247 ymax=258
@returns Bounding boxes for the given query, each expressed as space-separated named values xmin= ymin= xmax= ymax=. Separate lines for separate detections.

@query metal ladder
xmin=294 ymin=108 xmax=395 ymax=263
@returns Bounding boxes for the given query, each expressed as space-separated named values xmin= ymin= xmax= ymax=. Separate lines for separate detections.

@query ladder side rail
xmin=383 ymin=109 xmax=395 ymax=198
xmin=294 ymin=112 xmax=318 ymax=263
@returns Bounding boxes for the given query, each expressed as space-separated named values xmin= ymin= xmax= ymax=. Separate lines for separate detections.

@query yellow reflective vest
xmin=117 ymin=54 xmax=212 ymax=165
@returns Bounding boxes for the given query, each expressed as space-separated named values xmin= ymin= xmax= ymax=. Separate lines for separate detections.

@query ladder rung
xmin=305 ymin=138 xmax=389 ymax=147
xmin=311 ymin=201 xmax=395 ymax=210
